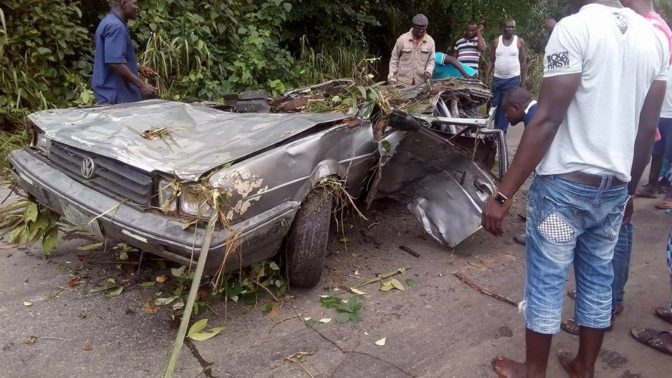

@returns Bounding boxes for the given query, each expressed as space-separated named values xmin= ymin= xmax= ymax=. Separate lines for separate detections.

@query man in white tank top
xmin=485 ymin=19 xmax=527 ymax=132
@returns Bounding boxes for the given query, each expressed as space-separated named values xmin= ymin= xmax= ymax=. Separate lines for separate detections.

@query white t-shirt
xmin=536 ymin=4 xmax=669 ymax=182
xmin=662 ymin=67 xmax=672 ymax=118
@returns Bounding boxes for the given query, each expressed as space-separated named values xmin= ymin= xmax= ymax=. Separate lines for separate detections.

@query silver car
xmin=9 ymin=82 xmax=504 ymax=287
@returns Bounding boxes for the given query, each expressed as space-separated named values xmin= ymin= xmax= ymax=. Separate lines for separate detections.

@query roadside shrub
xmin=0 ymin=1 xmax=93 ymax=129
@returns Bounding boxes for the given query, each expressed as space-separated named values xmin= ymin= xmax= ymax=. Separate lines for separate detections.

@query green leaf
xmin=304 ymin=318 xmax=317 ymax=328
xmin=107 ymin=286 xmax=123 ymax=297
xmin=77 ymin=242 xmax=102 ymax=251
xmin=171 ymin=266 xmax=186 ymax=278
xmin=24 ymin=202 xmax=38 ymax=223
xmin=406 ymin=279 xmax=417 ymax=288
xmin=389 ymin=279 xmax=405 ymax=291
xmin=41 ymin=227 xmax=59 ymax=256
xmin=188 ymin=319 xmax=223 ymax=341
xmin=269 ymin=261 xmax=280 ymax=271
xmin=319 ymin=295 xmax=342 ymax=309
xmin=155 ymin=296 xmax=179 ymax=305
xmin=335 ymin=312 xmax=351 ymax=324
xmin=36 ymin=47 xmax=52 ymax=55
xmin=139 ymin=282 xmax=155 ymax=288
xmin=283 ymin=3 xmax=292 ymax=12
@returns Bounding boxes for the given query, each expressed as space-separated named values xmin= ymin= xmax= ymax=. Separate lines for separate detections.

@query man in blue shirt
xmin=502 ymin=87 xmax=537 ymax=128
xmin=92 ymin=0 xmax=157 ymax=105
xmin=432 ymin=52 xmax=477 ymax=79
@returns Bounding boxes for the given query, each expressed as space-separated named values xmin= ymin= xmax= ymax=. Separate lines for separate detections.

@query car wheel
xmin=283 ymin=187 xmax=332 ymax=288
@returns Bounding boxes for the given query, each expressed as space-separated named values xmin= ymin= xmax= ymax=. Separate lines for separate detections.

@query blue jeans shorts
xmin=523 ymin=175 xmax=629 ymax=334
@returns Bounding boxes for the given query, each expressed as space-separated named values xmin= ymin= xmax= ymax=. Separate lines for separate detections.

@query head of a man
xmin=543 ymin=18 xmax=557 ymax=33
xmin=109 ymin=0 xmax=139 ymax=20
xmin=412 ymin=14 xmax=429 ymax=39
xmin=465 ymin=20 xmax=478 ymax=39
xmin=502 ymin=87 xmax=533 ymax=125
xmin=503 ymin=19 xmax=516 ymax=38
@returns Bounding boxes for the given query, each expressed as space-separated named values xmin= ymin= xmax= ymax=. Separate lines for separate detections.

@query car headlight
xmin=180 ymin=184 xmax=212 ymax=218
xmin=158 ymin=179 xmax=178 ymax=213
xmin=31 ymin=126 xmax=50 ymax=154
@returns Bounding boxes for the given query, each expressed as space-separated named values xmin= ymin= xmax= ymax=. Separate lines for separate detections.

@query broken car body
xmin=9 ymin=79 xmax=504 ymax=287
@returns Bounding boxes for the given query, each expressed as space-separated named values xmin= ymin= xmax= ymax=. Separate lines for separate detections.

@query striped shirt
xmin=453 ymin=37 xmax=481 ymax=70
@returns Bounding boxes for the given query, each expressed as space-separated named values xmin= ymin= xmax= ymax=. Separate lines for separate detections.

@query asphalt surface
xmin=1 ymin=126 xmax=671 ymax=377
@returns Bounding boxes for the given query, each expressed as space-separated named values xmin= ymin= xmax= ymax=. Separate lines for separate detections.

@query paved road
xmin=1 ymin=126 xmax=671 ymax=377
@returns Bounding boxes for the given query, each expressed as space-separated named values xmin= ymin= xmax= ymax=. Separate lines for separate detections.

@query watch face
xmin=494 ymin=193 xmax=507 ymax=205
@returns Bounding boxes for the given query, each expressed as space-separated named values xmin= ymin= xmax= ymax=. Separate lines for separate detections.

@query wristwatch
xmin=493 ymin=191 xmax=510 ymax=207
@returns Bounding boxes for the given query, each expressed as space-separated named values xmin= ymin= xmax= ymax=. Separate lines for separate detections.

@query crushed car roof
xmin=29 ymin=100 xmax=349 ymax=181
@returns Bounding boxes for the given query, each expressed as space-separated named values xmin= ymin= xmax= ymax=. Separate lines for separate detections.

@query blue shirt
xmin=92 ymin=12 xmax=141 ymax=104
xmin=432 ymin=52 xmax=477 ymax=79
xmin=524 ymin=101 xmax=538 ymax=127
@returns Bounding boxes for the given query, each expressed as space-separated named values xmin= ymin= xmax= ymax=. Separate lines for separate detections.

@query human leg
xmin=571 ymin=184 xmax=627 ymax=375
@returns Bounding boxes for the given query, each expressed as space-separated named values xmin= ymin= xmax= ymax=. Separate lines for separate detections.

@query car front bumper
xmin=8 ymin=149 xmax=298 ymax=272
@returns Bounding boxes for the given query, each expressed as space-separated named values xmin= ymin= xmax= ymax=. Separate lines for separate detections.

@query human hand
xmin=622 ymin=196 xmax=634 ymax=224
xmin=481 ymin=197 xmax=511 ymax=236
xmin=387 ymin=73 xmax=398 ymax=84
xmin=140 ymin=83 xmax=158 ymax=98
xmin=423 ymin=71 xmax=431 ymax=82
xmin=478 ymin=24 xmax=484 ymax=34
xmin=139 ymin=65 xmax=158 ymax=78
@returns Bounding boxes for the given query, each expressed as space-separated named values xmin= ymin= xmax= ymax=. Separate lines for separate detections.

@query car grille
xmin=49 ymin=142 xmax=153 ymax=207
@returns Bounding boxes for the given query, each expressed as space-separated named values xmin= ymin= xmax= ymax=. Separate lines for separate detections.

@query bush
xmin=0 ymin=1 xmax=93 ymax=129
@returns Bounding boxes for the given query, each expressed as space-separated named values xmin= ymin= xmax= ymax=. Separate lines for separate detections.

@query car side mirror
xmin=388 ymin=110 xmax=420 ymax=131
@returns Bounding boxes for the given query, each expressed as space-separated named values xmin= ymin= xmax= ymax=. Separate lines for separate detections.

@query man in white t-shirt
xmin=481 ymin=1 xmax=669 ymax=377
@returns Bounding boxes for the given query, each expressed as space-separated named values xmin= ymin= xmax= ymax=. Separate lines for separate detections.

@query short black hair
xmin=503 ymin=87 xmax=532 ymax=106
xmin=466 ymin=20 xmax=478 ymax=27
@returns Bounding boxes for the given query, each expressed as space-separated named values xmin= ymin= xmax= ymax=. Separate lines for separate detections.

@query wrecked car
xmin=8 ymin=79 xmax=505 ymax=288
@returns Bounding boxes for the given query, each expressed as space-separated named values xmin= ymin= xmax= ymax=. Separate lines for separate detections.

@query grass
xmin=0 ymin=128 xmax=28 ymax=171
xmin=297 ymin=36 xmax=380 ymax=85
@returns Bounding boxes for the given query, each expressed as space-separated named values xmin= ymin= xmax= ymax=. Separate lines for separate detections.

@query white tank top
xmin=494 ymin=35 xmax=521 ymax=79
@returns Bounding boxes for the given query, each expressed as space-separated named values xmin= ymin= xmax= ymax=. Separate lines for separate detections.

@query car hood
xmin=28 ymin=100 xmax=349 ymax=181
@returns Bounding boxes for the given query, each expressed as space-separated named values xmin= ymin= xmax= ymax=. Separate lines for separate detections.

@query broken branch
xmin=452 ymin=271 xmax=518 ymax=307
xmin=356 ymin=267 xmax=410 ymax=288
xmin=399 ymin=245 xmax=421 ymax=259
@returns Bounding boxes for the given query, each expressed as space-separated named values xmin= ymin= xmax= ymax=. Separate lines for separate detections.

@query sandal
xmin=655 ymin=199 xmax=672 ymax=210
xmin=561 ymin=318 xmax=614 ymax=336
xmin=630 ymin=327 xmax=672 ymax=356
xmin=655 ymin=307 xmax=672 ymax=325
xmin=635 ymin=185 xmax=658 ymax=198
xmin=561 ymin=319 xmax=580 ymax=336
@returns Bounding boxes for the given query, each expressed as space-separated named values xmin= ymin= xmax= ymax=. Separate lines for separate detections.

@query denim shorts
xmin=523 ymin=175 xmax=629 ymax=334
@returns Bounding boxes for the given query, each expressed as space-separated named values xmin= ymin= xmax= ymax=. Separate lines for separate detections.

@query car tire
xmin=283 ymin=188 xmax=332 ymax=288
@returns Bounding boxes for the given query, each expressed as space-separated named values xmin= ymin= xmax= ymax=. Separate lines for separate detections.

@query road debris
xmin=399 ymin=245 xmax=421 ymax=259
xmin=452 ymin=271 xmax=518 ymax=307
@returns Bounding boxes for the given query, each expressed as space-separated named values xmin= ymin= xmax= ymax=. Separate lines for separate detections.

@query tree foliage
xmin=2 ymin=0 xmax=668 ymax=129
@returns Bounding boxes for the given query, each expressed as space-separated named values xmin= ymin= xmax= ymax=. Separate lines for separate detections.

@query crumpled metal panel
xmin=28 ymin=100 xmax=349 ymax=181
xmin=372 ymin=127 xmax=497 ymax=247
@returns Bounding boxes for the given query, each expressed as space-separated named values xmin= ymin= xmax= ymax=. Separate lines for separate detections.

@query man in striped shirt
xmin=452 ymin=20 xmax=486 ymax=73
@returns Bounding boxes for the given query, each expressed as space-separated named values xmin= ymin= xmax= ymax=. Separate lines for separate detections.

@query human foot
xmin=556 ymin=350 xmax=589 ymax=378
xmin=491 ymin=356 xmax=527 ymax=378
xmin=654 ymin=307 xmax=672 ymax=325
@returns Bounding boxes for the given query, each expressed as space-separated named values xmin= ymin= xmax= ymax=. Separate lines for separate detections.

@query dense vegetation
xmin=0 ymin=0 xmax=670 ymax=130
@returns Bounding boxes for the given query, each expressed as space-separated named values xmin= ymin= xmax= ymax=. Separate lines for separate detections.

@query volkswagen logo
xmin=80 ymin=157 xmax=96 ymax=179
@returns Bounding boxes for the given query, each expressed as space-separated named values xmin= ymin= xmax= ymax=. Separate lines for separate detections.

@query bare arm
xmin=482 ymin=73 xmax=581 ymax=235
xmin=628 ymin=80 xmax=667 ymax=195
xmin=443 ymin=55 xmax=470 ymax=77
xmin=477 ymin=25 xmax=486 ymax=51
xmin=518 ymin=38 xmax=527 ymax=87
xmin=109 ymin=64 xmax=157 ymax=97
xmin=485 ymin=38 xmax=498 ymax=80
